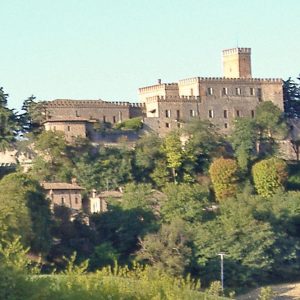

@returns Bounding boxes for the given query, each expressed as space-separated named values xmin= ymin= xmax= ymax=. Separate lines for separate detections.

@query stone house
xmin=41 ymin=182 xmax=85 ymax=210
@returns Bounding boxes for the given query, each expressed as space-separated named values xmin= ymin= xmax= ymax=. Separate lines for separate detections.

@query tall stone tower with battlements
xmin=223 ymin=47 xmax=252 ymax=78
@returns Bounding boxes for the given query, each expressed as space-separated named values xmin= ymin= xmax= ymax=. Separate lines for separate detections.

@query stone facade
xmin=140 ymin=47 xmax=283 ymax=135
xmin=42 ymin=182 xmax=84 ymax=210
xmin=43 ymin=47 xmax=284 ymax=138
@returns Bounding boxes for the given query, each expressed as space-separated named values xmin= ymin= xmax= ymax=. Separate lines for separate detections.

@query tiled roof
xmin=41 ymin=182 xmax=85 ymax=190
xmin=98 ymin=191 xmax=123 ymax=198
xmin=43 ymin=117 xmax=91 ymax=123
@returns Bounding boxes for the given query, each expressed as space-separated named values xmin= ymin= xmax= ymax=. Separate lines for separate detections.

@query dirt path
xmin=237 ymin=283 xmax=300 ymax=299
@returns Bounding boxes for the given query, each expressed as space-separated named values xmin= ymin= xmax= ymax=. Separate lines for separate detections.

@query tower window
xmin=250 ymin=87 xmax=255 ymax=96
xmin=113 ymin=116 xmax=116 ymax=123
xmin=75 ymin=197 xmax=78 ymax=204
xmin=207 ymin=87 xmax=213 ymax=95
xmin=75 ymin=110 xmax=79 ymax=117
xmin=103 ymin=116 xmax=106 ymax=122
xmin=165 ymin=110 xmax=171 ymax=118
xmin=236 ymin=88 xmax=241 ymax=95
xmin=208 ymin=110 xmax=214 ymax=118
xmin=165 ymin=123 xmax=170 ymax=128
xmin=224 ymin=123 xmax=228 ymax=129
xmin=190 ymin=110 xmax=196 ymax=117
xmin=67 ymin=126 xmax=71 ymax=132
xmin=236 ymin=110 xmax=241 ymax=117
xmin=222 ymin=87 xmax=228 ymax=96
xmin=251 ymin=110 xmax=255 ymax=118
xmin=190 ymin=88 xmax=194 ymax=96
xmin=61 ymin=197 xmax=65 ymax=205
xmin=223 ymin=110 xmax=228 ymax=119
xmin=176 ymin=110 xmax=180 ymax=119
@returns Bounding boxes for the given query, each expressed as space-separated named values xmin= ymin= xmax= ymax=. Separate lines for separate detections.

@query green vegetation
xmin=2 ymin=83 xmax=300 ymax=297
xmin=114 ymin=117 xmax=143 ymax=131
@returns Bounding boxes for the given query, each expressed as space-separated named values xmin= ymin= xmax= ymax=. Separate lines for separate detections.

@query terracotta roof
xmin=41 ymin=182 xmax=85 ymax=190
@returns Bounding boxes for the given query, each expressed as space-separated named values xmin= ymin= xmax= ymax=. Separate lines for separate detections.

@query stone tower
xmin=222 ymin=47 xmax=252 ymax=78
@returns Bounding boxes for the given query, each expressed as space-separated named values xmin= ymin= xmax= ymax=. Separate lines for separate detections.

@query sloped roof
xmin=41 ymin=182 xmax=85 ymax=190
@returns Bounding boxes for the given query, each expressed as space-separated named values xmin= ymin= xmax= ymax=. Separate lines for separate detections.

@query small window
xmin=223 ymin=110 xmax=228 ymax=119
xmin=103 ymin=116 xmax=106 ymax=122
xmin=236 ymin=110 xmax=240 ymax=117
xmin=67 ymin=126 xmax=71 ymax=132
xmin=257 ymin=88 xmax=262 ymax=101
xmin=177 ymin=123 xmax=181 ymax=128
xmin=222 ymin=87 xmax=228 ymax=96
xmin=75 ymin=110 xmax=79 ymax=117
xmin=207 ymin=87 xmax=213 ymax=95
xmin=190 ymin=110 xmax=196 ymax=117
xmin=176 ymin=110 xmax=180 ymax=119
xmin=61 ymin=197 xmax=64 ymax=205
xmin=224 ymin=123 xmax=228 ymax=129
xmin=165 ymin=123 xmax=170 ymax=128
xmin=113 ymin=116 xmax=116 ymax=123
xmin=190 ymin=88 xmax=194 ymax=96
xmin=165 ymin=110 xmax=171 ymax=118
xmin=250 ymin=88 xmax=255 ymax=96
xmin=208 ymin=110 xmax=213 ymax=118
xmin=236 ymin=88 xmax=241 ymax=95
xmin=75 ymin=197 xmax=78 ymax=204
xmin=251 ymin=110 xmax=255 ymax=118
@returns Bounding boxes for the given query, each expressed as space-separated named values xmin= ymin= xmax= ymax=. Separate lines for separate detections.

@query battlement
xmin=223 ymin=47 xmax=251 ymax=56
xmin=139 ymin=83 xmax=178 ymax=93
xmin=45 ymin=99 xmax=138 ymax=108
xmin=178 ymin=77 xmax=200 ymax=85
xmin=145 ymin=95 xmax=200 ymax=103
xmin=197 ymin=77 xmax=282 ymax=83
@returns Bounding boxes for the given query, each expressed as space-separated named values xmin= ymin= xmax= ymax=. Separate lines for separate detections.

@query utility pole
xmin=218 ymin=252 xmax=226 ymax=292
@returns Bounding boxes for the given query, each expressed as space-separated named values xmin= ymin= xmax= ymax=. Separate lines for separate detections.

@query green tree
xmin=209 ymin=158 xmax=239 ymax=201
xmin=162 ymin=131 xmax=184 ymax=182
xmin=160 ymin=183 xmax=210 ymax=223
xmin=0 ymin=173 xmax=52 ymax=253
xmin=283 ymin=75 xmax=300 ymax=118
xmin=184 ymin=119 xmax=225 ymax=173
xmin=137 ymin=219 xmax=192 ymax=276
xmin=231 ymin=118 xmax=258 ymax=171
xmin=0 ymin=87 xmax=20 ymax=151
xmin=252 ymin=157 xmax=287 ymax=197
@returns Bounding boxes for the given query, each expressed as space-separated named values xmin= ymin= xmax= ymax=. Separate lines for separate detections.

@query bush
xmin=115 ymin=117 xmax=143 ymax=131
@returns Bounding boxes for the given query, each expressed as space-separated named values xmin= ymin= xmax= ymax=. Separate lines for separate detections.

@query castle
xmin=43 ymin=47 xmax=284 ymax=139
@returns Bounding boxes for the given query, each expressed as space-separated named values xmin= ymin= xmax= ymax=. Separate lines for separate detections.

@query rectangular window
xmin=236 ymin=110 xmax=240 ymax=117
xmin=75 ymin=110 xmax=79 ymax=117
xmin=176 ymin=110 xmax=180 ymax=119
xmin=113 ymin=116 xmax=116 ymax=123
xmin=61 ymin=197 xmax=64 ymax=205
xmin=165 ymin=123 xmax=170 ymax=128
xmin=208 ymin=110 xmax=213 ymax=118
xmin=224 ymin=123 xmax=228 ymax=129
xmin=165 ymin=110 xmax=171 ymax=118
xmin=103 ymin=116 xmax=106 ymax=122
xmin=250 ymin=87 xmax=255 ymax=96
xmin=75 ymin=197 xmax=78 ymax=204
xmin=223 ymin=110 xmax=228 ymax=119
xmin=257 ymin=88 xmax=262 ymax=101
xmin=236 ymin=88 xmax=241 ymax=95
xmin=67 ymin=126 xmax=71 ymax=132
xmin=207 ymin=87 xmax=213 ymax=95
xmin=222 ymin=87 xmax=228 ymax=96
xmin=251 ymin=110 xmax=255 ymax=118
xmin=190 ymin=110 xmax=196 ymax=117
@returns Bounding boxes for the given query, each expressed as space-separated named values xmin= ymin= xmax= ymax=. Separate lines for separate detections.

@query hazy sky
xmin=1 ymin=0 xmax=300 ymax=109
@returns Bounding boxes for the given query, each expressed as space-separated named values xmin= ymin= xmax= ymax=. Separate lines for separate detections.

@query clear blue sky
xmin=1 ymin=0 xmax=300 ymax=109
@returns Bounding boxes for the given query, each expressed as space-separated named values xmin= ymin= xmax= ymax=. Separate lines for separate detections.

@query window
xmin=165 ymin=123 xmax=170 ymax=128
xmin=222 ymin=87 xmax=228 ymax=96
xmin=190 ymin=88 xmax=194 ymax=96
xmin=75 ymin=197 xmax=78 ymax=204
xmin=103 ymin=116 xmax=106 ymax=122
xmin=208 ymin=110 xmax=213 ymax=118
xmin=67 ymin=126 xmax=71 ymax=132
xmin=257 ymin=88 xmax=262 ymax=101
xmin=75 ymin=110 xmax=79 ymax=117
xmin=165 ymin=110 xmax=171 ymax=118
xmin=251 ymin=110 xmax=255 ymax=118
xmin=176 ymin=110 xmax=180 ymax=119
xmin=190 ymin=110 xmax=196 ymax=117
xmin=236 ymin=110 xmax=240 ymax=117
xmin=223 ymin=110 xmax=228 ymax=119
xmin=250 ymin=87 xmax=255 ymax=96
xmin=207 ymin=87 xmax=213 ymax=95
xmin=61 ymin=197 xmax=64 ymax=205
xmin=177 ymin=123 xmax=181 ymax=128
xmin=113 ymin=116 xmax=116 ymax=123
xmin=224 ymin=123 xmax=228 ymax=129
xmin=236 ymin=88 xmax=241 ymax=95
